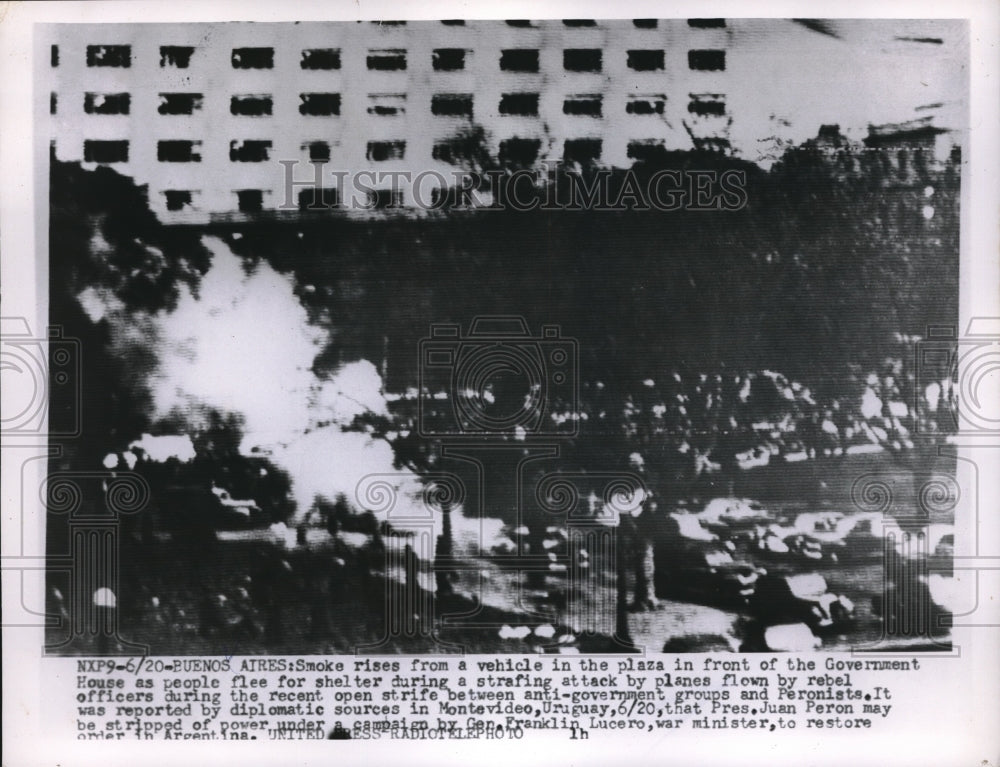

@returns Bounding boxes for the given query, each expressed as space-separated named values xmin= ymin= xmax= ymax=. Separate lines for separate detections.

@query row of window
xmin=56 ymin=91 xmax=725 ymax=118
xmin=168 ymin=188 xmax=404 ymax=214
xmin=53 ymin=20 xmax=727 ymax=66
xmin=104 ymin=14 xmax=724 ymax=66
xmin=56 ymin=44 xmax=725 ymax=72
xmin=168 ymin=138 xmax=719 ymax=214
xmin=82 ymin=135 xmax=718 ymax=167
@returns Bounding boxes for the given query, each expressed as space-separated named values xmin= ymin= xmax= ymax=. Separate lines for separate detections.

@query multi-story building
xmin=43 ymin=19 xmax=733 ymax=222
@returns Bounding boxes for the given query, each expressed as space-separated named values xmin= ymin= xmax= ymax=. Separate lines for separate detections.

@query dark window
xmin=431 ymin=132 xmax=489 ymax=167
xmin=303 ymin=141 xmax=331 ymax=162
xmin=367 ymin=94 xmax=406 ymax=116
xmin=563 ymin=19 xmax=596 ymax=26
xmin=367 ymin=49 xmax=406 ymax=70
xmin=627 ymin=95 xmax=666 ymax=115
xmin=897 ymin=148 xmax=909 ymax=173
xmin=563 ymin=95 xmax=602 ymax=117
xmin=432 ymin=48 xmax=466 ymax=71
xmin=690 ymin=134 xmax=731 ymax=154
xmin=366 ymin=141 xmax=406 ymax=161
xmin=432 ymin=142 xmax=458 ymax=164
xmin=688 ymin=94 xmax=725 ymax=116
xmin=298 ymin=187 xmax=339 ymax=210
xmin=499 ymin=93 xmax=539 ymax=116
xmin=563 ymin=49 xmax=602 ymax=72
xmin=432 ymin=186 xmax=484 ymax=208
xmin=83 ymin=140 xmax=129 ymax=163
xmin=505 ymin=20 xmax=533 ymax=27
xmin=86 ymin=45 xmax=131 ymax=67
xmin=158 ymin=140 xmax=202 ymax=162
xmin=431 ymin=94 xmax=473 ymax=117
xmin=230 ymin=140 xmax=271 ymax=162
xmin=817 ymin=124 xmax=842 ymax=141
xmin=369 ymin=189 xmax=403 ymax=209
xmin=688 ymin=49 xmax=726 ymax=71
xmin=564 ymin=138 xmax=602 ymax=164
xmin=84 ymin=93 xmax=131 ymax=115
xmin=232 ymin=47 xmax=273 ymax=69
xmin=627 ymin=139 xmax=667 ymax=163
xmin=231 ymin=94 xmax=273 ymax=116
xmin=50 ymin=93 xmax=57 ymax=115
xmin=498 ymin=138 xmax=541 ymax=168
xmin=372 ymin=20 xmax=406 ymax=25
xmin=300 ymin=49 xmax=340 ymax=70
xmin=688 ymin=19 xmax=726 ymax=28
xmin=633 ymin=19 xmax=657 ymax=28
xmin=500 ymin=49 xmax=539 ymax=73
xmin=163 ymin=190 xmax=193 ymax=211
xmin=160 ymin=46 xmax=194 ymax=68
xmin=441 ymin=20 xmax=465 ymax=25
xmin=627 ymin=49 xmax=665 ymax=71
xmin=51 ymin=45 xmax=59 ymax=67
xmin=236 ymin=189 xmax=264 ymax=213
xmin=299 ymin=93 xmax=341 ymax=116
xmin=157 ymin=93 xmax=201 ymax=116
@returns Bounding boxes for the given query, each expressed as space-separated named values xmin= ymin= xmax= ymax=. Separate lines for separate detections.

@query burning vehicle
xmin=159 ymin=483 xmax=267 ymax=536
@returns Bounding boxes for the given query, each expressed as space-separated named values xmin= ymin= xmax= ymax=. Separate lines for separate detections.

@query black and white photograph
xmin=40 ymin=14 xmax=968 ymax=655
xmin=2 ymin=2 xmax=998 ymax=763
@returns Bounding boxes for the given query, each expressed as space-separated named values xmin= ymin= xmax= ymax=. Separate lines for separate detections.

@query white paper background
xmin=2 ymin=1 xmax=997 ymax=765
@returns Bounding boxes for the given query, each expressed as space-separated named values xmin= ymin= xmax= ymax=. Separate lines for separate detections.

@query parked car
xmin=160 ymin=483 xmax=266 ymax=535
xmin=210 ymin=484 xmax=262 ymax=522
xmin=656 ymin=543 xmax=766 ymax=607
xmin=697 ymin=497 xmax=774 ymax=542
xmin=748 ymin=572 xmax=854 ymax=633
xmin=785 ymin=512 xmax=886 ymax=563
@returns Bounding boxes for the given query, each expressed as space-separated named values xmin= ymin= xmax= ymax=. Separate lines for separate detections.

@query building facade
xmin=44 ymin=20 xmax=732 ymax=222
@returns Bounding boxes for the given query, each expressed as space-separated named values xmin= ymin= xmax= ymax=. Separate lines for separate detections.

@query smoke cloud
xmin=76 ymin=235 xmax=513 ymax=558
xmin=146 ymin=236 xmax=410 ymax=519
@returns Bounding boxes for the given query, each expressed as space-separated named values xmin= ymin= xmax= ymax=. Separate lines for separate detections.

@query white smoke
xmin=78 ymin=235 xmax=511 ymax=559
xmin=152 ymin=236 xmax=323 ymax=443
xmin=144 ymin=236 xmax=414 ymax=522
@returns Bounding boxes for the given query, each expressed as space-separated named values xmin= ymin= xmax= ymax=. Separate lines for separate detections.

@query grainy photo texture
xmin=41 ymin=20 xmax=965 ymax=664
